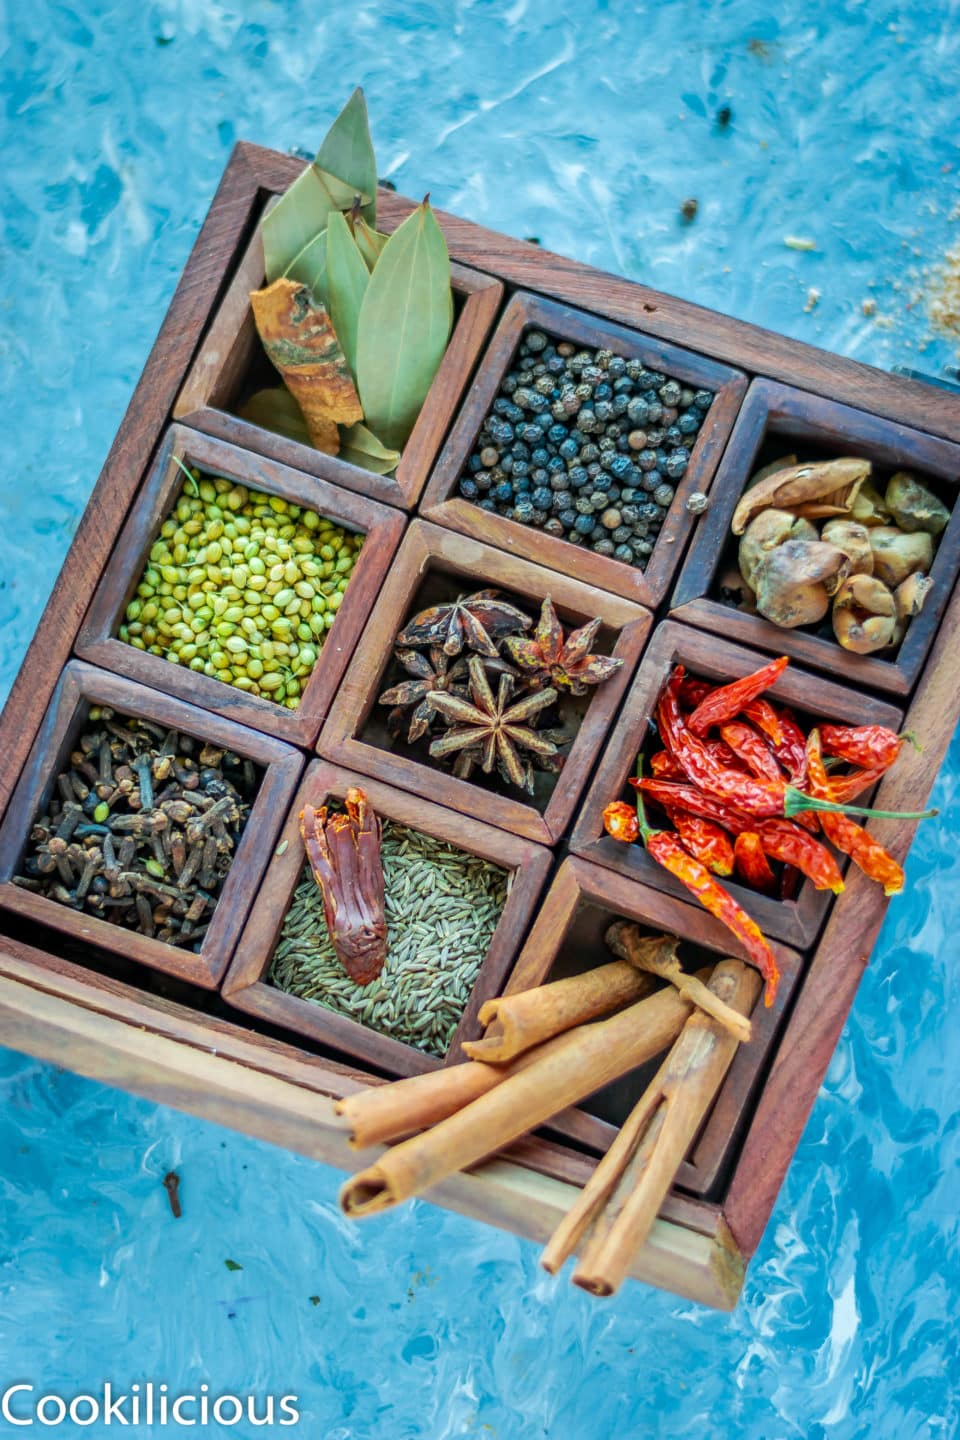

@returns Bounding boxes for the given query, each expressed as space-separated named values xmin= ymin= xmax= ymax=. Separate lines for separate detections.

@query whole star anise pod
xmin=503 ymin=596 xmax=623 ymax=696
xmin=377 ymin=648 xmax=469 ymax=744
xmin=396 ymin=588 xmax=532 ymax=658
xmin=427 ymin=656 xmax=559 ymax=790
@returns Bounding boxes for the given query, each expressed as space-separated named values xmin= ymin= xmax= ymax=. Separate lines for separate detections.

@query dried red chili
xmin=624 ymin=761 xmax=781 ymax=1005
xmin=753 ymin=817 xmax=844 ymax=894
xmin=666 ymin=809 xmax=735 ymax=876
xmin=805 ymin=733 xmax=907 ymax=895
xmin=767 ymin=704 xmax=808 ymax=786
xmin=687 ymin=656 xmax=788 ymax=736
xmin=633 ymin=777 xmax=753 ymax=833
xmin=741 ymin=698 xmax=785 ymax=748
xmin=820 ymin=724 xmax=905 ymax=772
xmin=603 ymin=801 xmax=639 ymax=843
xmin=719 ymin=720 xmax=783 ymax=782
xmin=650 ymin=749 xmax=684 ymax=779
xmin=733 ymin=832 xmax=777 ymax=895
xmin=823 ymin=767 xmax=887 ymax=804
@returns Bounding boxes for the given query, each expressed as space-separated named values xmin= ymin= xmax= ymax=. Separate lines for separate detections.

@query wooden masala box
xmin=1 ymin=141 xmax=959 ymax=1311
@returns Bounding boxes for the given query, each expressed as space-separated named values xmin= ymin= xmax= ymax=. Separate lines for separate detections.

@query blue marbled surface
xmin=1 ymin=1 xmax=958 ymax=1435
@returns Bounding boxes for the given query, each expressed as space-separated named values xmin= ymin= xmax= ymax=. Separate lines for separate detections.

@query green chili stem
xmin=634 ymin=754 xmax=654 ymax=843
xmin=784 ymin=787 xmax=937 ymax=822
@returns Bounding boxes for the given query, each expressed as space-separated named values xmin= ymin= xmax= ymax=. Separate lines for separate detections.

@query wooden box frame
xmin=174 ymin=204 xmax=504 ymax=511
xmin=318 ymin=519 xmax=651 ymax=846
xmin=0 ymin=660 xmax=302 ymax=988
xmin=670 ymin=378 xmax=960 ymax=697
xmin=222 ymin=759 xmax=552 ymax=1076
xmin=570 ymin=620 xmax=903 ymax=950
xmin=76 ymin=424 xmax=405 ymax=748
xmin=0 ymin=142 xmax=959 ymax=1309
xmin=421 ymin=291 xmax=747 ymax=607
xmin=505 ymin=856 xmax=803 ymax=1198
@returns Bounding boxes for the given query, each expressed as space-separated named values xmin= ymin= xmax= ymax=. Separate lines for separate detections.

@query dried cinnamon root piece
xmin=299 ymin=789 xmax=388 ymax=985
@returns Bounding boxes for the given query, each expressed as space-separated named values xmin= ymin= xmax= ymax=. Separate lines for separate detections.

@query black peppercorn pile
xmin=15 ymin=709 xmax=258 ymax=951
xmin=457 ymin=331 xmax=713 ymax=568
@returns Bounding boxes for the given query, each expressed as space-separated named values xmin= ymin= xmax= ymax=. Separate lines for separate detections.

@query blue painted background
xmin=1 ymin=2 xmax=958 ymax=1435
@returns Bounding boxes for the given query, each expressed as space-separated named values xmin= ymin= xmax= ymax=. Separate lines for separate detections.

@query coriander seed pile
xmin=271 ymin=821 xmax=509 ymax=1057
xmin=458 ymin=330 xmax=713 ymax=567
xmin=119 ymin=470 xmax=364 ymax=709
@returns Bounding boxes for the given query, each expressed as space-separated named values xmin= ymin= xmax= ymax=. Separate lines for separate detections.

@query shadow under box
xmin=318 ymin=520 xmax=651 ymax=846
xmin=173 ymin=191 xmax=504 ymax=511
xmin=221 ymin=759 xmax=552 ymax=1077
xmin=76 ymin=424 xmax=405 ymax=748
xmin=670 ymin=378 xmax=960 ymax=698
xmin=507 ymin=856 xmax=802 ymax=1199
xmin=570 ymin=620 xmax=903 ymax=951
xmin=420 ymin=290 xmax=747 ymax=608
xmin=0 ymin=661 xmax=302 ymax=988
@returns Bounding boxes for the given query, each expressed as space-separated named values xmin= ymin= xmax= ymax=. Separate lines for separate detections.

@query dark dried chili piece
xmin=300 ymin=790 xmax=388 ymax=984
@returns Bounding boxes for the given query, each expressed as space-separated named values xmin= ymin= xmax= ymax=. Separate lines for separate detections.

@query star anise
xmin=503 ymin=596 xmax=623 ymax=696
xmin=378 ymin=648 xmax=469 ymax=744
xmin=396 ymin=588 xmax=532 ymax=658
xmin=427 ymin=656 xmax=559 ymax=790
xmin=451 ymin=722 xmax=569 ymax=793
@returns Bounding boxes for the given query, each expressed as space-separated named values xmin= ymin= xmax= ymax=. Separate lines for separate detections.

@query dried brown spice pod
xmin=502 ymin=596 xmax=623 ymax=696
xmin=731 ymin=457 xmax=870 ymax=536
xmin=427 ymin=656 xmax=559 ymax=790
xmin=754 ymin=538 xmax=850 ymax=628
xmin=832 ymin=574 xmax=897 ymax=653
xmin=299 ymin=790 xmax=388 ymax=985
xmin=396 ymin=589 xmax=532 ymax=658
xmin=377 ymin=648 xmax=469 ymax=743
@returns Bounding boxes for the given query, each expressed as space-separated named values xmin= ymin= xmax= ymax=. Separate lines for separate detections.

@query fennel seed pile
xmin=269 ymin=822 xmax=510 ymax=1057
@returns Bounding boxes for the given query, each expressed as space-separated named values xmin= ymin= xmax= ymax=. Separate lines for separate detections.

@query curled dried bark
xmin=299 ymin=790 xmax=388 ymax=985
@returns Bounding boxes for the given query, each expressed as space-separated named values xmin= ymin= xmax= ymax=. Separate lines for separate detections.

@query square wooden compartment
xmin=318 ymin=519 xmax=652 ymax=845
xmin=221 ymin=758 xmax=552 ymax=1076
xmin=76 ymin=424 xmax=406 ymax=748
xmin=0 ymin=660 xmax=303 ymax=988
xmin=570 ymin=620 xmax=903 ymax=951
xmin=420 ymin=290 xmax=747 ymax=607
xmin=505 ymin=855 xmax=803 ymax=1199
xmin=173 ymin=191 xmax=504 ymax=511
xmin=669 ymin=378 xmax=960 ymax=697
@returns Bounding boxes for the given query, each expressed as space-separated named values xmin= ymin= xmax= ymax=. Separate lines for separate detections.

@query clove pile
xmin=15 ymin=707 xmax=258 ymax=950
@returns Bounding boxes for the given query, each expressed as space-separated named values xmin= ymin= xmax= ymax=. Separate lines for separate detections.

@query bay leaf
xmin=262 ymin=168 xmax=367 ymax=284
xmin=261 ymin=87 xmax=378 ymax=280
xmin=326 ymin=210 xmax=370 ymax=382
xmin=349 ymin=210 xmax=389 ymax=271
xmin=355 ymin=200 xmax=453 ymax=454
xmin=249 ymin=279 xmax=363 ymax=454
xmin=315 ymin=86 xmax=378 ymax=228
xmin=238 ymin=388 xmax=313 ymax=447
xmin=283 ymin=227 xmax=328 ymax=303
xmin=340 ymin=421 xmax=401 ymax=476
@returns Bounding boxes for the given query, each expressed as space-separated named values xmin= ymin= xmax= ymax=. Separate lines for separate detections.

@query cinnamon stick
xmin=540 ymin=959 xmax=759 ymax=1295
xmin=605 ymin=920 xmax=752 ymax=1044
xmin=461 ymin=956 xmax=659 ymax=1063
xmin=338 ymin=983 xmax=696 ymax=1218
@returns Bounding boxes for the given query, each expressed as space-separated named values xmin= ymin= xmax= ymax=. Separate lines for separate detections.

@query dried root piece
xmin=732 ymin=458 xmax=871 ymax=536
xmin=891 ymin=571 xmax=934 ymax=645
xmin=885 ymin=472 xmax=950 ymax=537
xmin=850 ymin=480 xmax=894 ymax=528
xmin=868 ymin=527 xmax=934 ymax=588
xmin=832 ymin=574 xmax=896 ymax=653
xmin=754 ymin=538 xmax=850 ymax=628
xmin=738 ymin=509 xmax=818 ymax=591
xmin=299 ymin=791 xmax=388 ymax=985
xmin=820 ymin=519 xmax=874 ymax=577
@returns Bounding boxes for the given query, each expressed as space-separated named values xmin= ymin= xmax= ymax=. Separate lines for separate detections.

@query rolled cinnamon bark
xmin=540 ymin=959 xmax=759 ymax=1294
xmin=339 ymin=982 xmax=695 ymax=1219
xmin=461 ymin=956 xmax=659 ymax=1063
xmin=337 ymin=1030 xmax=573 ymax=1150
